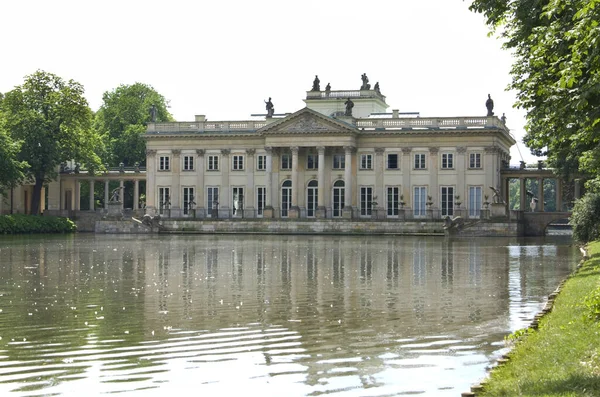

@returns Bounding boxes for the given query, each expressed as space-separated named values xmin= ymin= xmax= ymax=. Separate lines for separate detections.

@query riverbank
xmin=0 ymin=214 xmax=76 ymax=234
xmin=473 ymin=241 xmax=600 ymax=396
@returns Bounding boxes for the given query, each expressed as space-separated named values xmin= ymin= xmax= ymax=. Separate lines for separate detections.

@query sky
xmin=0 ymin=0 xmax=540 ymax=165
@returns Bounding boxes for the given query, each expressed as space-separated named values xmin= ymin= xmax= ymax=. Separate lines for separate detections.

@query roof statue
xmin=311 ymin=75 xmax=320 ymax=91
xmin=265 ymin=97 xmax=274 ymax=118
xmin=360 ymin=73 xmax=371 ymax=90
xmin=344 ymin=98 xmax=354 ymax=116
xmin=486 ymin=94 xmax=494 ymax=116
xmin=325 ymin=83 xmax=331 ymax=95
xmin=374 ymin=82 xmax=380 ymax=94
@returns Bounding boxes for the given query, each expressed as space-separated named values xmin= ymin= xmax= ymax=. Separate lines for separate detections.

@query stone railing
xmin=147 ymin=120 xmax=267 ymax=133
xmin=306 ymin=89 xmax=385 ymax=100
xmin=356 ymin=116 xmax=507 ymax=130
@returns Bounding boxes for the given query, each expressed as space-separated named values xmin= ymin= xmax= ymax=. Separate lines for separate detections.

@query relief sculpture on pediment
xmin=285 ymin=115 xmax=331 ymax=133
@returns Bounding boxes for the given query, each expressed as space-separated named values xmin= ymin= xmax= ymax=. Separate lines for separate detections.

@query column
xmin=429 ymin=147 xmax=439 ymax=208
xmin=537 ymin=177 xmax=544 ymax=212
xmin=520 ymin=178 xmax=527 ymax=211
xmin=342 ymin=146 xmax=354 ymax=218
xmin=316 ymin=146 xmax=326 ymax=218
xmin=119 ymin=180 xmax=125 ymax=210
xmin=574 ymin=178 xmax=581 ymax=200
xmin=221 ymin=149 xmax=230 ymax=217
xmin=556 ymin=178 xmax=563 ymax=212
xmin=146 ymin=149 xmax=157 ymax=213
xmin=264 ymin=147 xmax=274 ymax=218
xmin=374 ymin=148 xmax=385 ymax=217
xmin=104 ymin=180 xmax=110 ymax=210
xmin=196 ymin=149 xmax=205 ymax=216
xmin=75 ymin=181 xmax=81 ymax=211
xmin=401 ymin=147 xmax=412 ymax=207
xmin=246 ymin=149 xmax=255 ymax=215
xmin=89 ymin=179 xmax=95 ymax=211
xmin=133 ymin=179 xmax=139 ymax=210
xmin=171 ymin=149 xmax=181 ymax=216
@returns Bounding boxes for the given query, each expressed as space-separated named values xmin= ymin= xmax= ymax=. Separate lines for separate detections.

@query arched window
xmin=307 ymin=180 xmax=318 ymax=217
xmin=281 ymin=180 xmax=292 ymax=217
xmin=332 ymin=180 xmax=345 ymax=217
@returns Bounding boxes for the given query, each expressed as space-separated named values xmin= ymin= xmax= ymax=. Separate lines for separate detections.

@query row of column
xmin=75 ymin=179 xmax=140 ymax=211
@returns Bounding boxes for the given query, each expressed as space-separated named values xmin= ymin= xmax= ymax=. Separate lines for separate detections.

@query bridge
xmin=501 ymin=166 xmax=579 ymax=236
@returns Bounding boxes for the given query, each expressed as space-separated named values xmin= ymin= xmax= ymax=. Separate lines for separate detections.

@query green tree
xmin=0 ymin=96 xmax=28 ymax=193
xmin=1 ymin=70 xmax=103 ymax=215
xmin=94 ymin=83 xmax=173 ymax=167
xmin=469 ymin=0 xmax=600 ymax=186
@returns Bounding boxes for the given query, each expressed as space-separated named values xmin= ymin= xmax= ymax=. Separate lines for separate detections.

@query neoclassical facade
xmin=144 ymin=83 xmax=515 ymax=220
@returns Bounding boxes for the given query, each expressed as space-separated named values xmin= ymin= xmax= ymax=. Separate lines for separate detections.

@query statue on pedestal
xmin=265 ymin=97 xmax=274 ymax=118
xmin=486 ymin=94 xmax=494 ymax=116
xmin=311 ymin=75 xmax=320 ymax=91
xmin=345 ymin=98 xmax=354 ymax=116
xmin=360 ymin=73 xmax=371 ymax=90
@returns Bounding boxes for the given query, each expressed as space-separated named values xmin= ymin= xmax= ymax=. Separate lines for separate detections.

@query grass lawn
xmin=477 ymin=241 xmax=600 ymax=396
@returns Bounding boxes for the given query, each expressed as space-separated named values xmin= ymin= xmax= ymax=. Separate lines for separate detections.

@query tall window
xmin=413 ymin=186 xmax=427 ymax=217
xmin=360 ymin=186 xmax=373 ymax=216
xmin=333 ymin=154 xmax=345 ymax=169
xmin=469 ymin=186 xmax=482 ymax=218
xmin=281 ymin=153 xmax=291 ymax=170
xmin=257 ymin=155 xmax=267 ymax=171
xmin=183 ymin=187 xmax=195 ymax=215
xmin=440 ymin=186 xmax=454 ymax=216
xmin=208 ymin=155 xmax=219 ymax=171
xmin=387 ymin=154 xmax=399 ymax=170
xmin=207 ymin=187 xmax=219 ymax=217
xmin=469 ymin=153 xmax=482 ymax=169
xmin=333 ymin=180 xmax=345 ymax=217
xmin=183 ymin=155 xmax=194 ymax=171
xmin=281 ymin=180 xmax=292 ymax=217
xmin=232 ymin=187 xmax=244 ymax=215
xmin=307 ymin=180 xmax=318 ymax=217
xmin=360 ymin=154 xmax=373 ymax=170
xmin=441 ymin=153 xmax=453 ymax=169
xmin=307 ymin=154 xmax=318 ymax=169
xmin=158 ymin=187 xmax=170 ymax=215
xmin=256 ymin=187 xmax=266 ymax=216
xmin=232 ymin=155 xmax=244 ymax=170
xmin=414 ymin=153 xmax=426 ymax=169
xmin=159 ymin=156 xmax=170 ymax=171
xmin=387 ymin=186 xmax=400 ymax=216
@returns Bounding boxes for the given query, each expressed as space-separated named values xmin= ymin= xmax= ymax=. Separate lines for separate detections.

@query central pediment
xmin=258 ymin=107 xmax=358 ymax=135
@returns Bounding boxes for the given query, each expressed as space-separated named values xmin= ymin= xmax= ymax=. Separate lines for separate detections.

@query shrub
xmin=0 ymin=214 xmax=76 ymax=234
xmin=583 ymin=286 xmax=600 ymax=323
xmin=571 ymin=193 xmax=600 ymax=243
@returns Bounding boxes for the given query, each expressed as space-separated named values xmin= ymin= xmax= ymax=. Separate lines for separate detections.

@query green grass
xmin=479 ymin=241 xmax=600 ymax=396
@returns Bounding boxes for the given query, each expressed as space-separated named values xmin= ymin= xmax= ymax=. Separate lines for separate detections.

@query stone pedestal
xmin=263 ymin=206 xmax=274 ymax=219
xmin=342 ymin=206 xmax=353 ymax=219
xmin=315 ymin=206 xmax=327 ymax=219
xmin=107 ymin=202 xmax=123 ymax=217
xmin=288 ymin=206 xmax=301 ymax=219
xmin=490 ymin=203 xmax=508 ymax=218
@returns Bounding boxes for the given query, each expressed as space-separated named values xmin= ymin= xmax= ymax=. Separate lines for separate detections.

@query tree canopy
xmin=94 ymin=82 xmax=173 ymax=167
xmin=469 ymin=0 xmax=600 ymax=188
xmin=1 ymin=70 xmax=103 ymax=214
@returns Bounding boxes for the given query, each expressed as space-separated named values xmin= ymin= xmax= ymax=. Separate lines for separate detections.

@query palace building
xmin=143 ymin=77 xmax=515 ymax=220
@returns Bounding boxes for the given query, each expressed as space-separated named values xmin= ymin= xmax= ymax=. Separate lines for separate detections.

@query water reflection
xmin=0 ymin=234 xmax=577 ymax=396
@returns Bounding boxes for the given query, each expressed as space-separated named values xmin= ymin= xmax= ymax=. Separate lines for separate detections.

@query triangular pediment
xmin=258 ymin=107 xmax=358 ymax=135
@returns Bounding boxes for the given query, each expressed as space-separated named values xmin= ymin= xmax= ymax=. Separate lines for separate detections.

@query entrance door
xmin=332 ymin=180 xmax=345 ymax=217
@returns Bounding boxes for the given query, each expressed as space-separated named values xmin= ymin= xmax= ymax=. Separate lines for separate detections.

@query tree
xmin=1 ymin=70 xmax=103 ymax=215
xmin=469 ymin=0 xmax=600 ymax=187
xmin=0 ymin=94 xmax=28 ymax=193
xmin=94 ymin=83 xmax=173 ymax=167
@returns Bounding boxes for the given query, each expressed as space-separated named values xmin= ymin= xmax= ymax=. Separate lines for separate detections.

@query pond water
xmin=0 ymin=234 xmax=577 ymax=396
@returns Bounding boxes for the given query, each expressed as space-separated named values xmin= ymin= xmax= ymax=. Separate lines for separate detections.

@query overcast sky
xmin=1 ymin=0 xmax=540 ymax=164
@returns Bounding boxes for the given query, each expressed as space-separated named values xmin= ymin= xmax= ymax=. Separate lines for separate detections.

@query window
xmin=469 ymin=153 xmax=482 ymax=169
xmin=307 ymin=180 xmax=318 ymax=217
xmin=441 ymin=153 xmax=454 ymax=169
xmin=441 ymin=186 xmax=454 ymax=217
xmin=207 ymin=187 xmax=219 ymax=217
xmin=257 ymin=155 xmax=267 ymax=171
xmin=159 ymin=156 xmax=170 ymax=171
xmin=257 ymin=187 xmax=266 ymax=216
xmin=183 ymin=155 xmax=194 ymax=171
xmin=232 ymin=187 xmax=244 ymax=215
xmin=414 ymin=153 xmax=426 ymax=169
xmin=360 ymin=154 xmax=373 ymax=170
xmin=333 ymin=154 xmax=345 ymax=169
xmin=208 ymin=155 xmax=219 ymax=171
xmin=387 ymin=186 xmax=400 ymax=216
xmin=360 ymin=186 xmax=374 ymax=216
xmin=158 ymin=187 xmax=170 ymax=215
xmin=183 ymin=187 xmax=195 ymax=215
xmin=281 ymin=180 xmax=292 ymax=217
xmin=332 ymin=180 xmax=345 ymax=217
xmin=232 ymin=155 xmax=244 ymax=170
xmin=413 ymin=186 xmax=427 ymax=217
xmin=387 ymin=154 xmax=398 ymax=170
xmin=469 ymin=186 xmax=482 ymax=218
xmin=307 ymin=154 xmax=318 ymax=169
xmin=281 ymin=153 xmax=291 ymax=170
